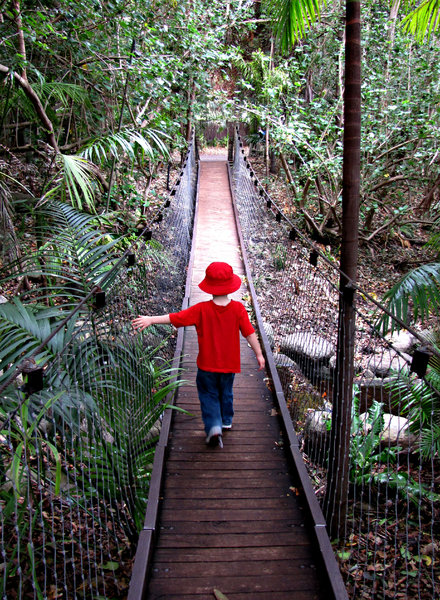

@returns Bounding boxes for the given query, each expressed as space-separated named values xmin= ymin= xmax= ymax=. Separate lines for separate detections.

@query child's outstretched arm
xmin=246 ymin=332 xmax=265 ymax=371
xmin=132 ymin=314 xmax=171 ymax=332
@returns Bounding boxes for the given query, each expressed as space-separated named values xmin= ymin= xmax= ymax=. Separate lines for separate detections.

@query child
xmin=132 ymin=261 xmax=265 ymax=448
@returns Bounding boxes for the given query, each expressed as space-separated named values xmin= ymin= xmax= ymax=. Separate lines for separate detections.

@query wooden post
xmin=323 ymin=0 xmax=361 ymax=540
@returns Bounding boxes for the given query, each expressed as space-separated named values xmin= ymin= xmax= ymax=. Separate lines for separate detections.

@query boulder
xmin=304 ymin=409 xmax=331 ymax=436
xmin=368 ymin=352 xmax=412 ymax=378
xmin=263 ymin=322 xmax=275 ymax=349
xmin=279 ymin=332 xmax=334 ymax=363
xmin=387 ymin=330 xmax=417 ymax=354
xmin=273 ymin=353 xmax=297 ymax=369
xmin=303 ymin=409 xmax=332 ymax=460
xmin=359 ymin=412 xmax=419 ymax=450
xmin=0 ymin=295 xmax=7 ymax=304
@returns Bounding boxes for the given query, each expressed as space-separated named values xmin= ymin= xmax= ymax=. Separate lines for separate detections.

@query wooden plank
xmin=150 ymin=558 xmax=317 ymax=578
xmin=147 ymin=573 xmax=319 ymax=595
xmin=163 ymin=474 xmax=292 ymax=489
xmin=159 ymin=508 xmax=305 ymax=522
xmin=156 ymin=531 xmax=314 ymax=549
xmin=148 ymin=592 xmax=321 ymax=600
xmin=156 ymin=519 xmax=304 ymax=534
xmin=153 ymin=545 xmax=316 ymax=564
xmin=159 ymin=497 xmax=301 ymax=510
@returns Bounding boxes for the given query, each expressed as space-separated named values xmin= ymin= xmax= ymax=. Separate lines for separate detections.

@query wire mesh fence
xmin=231 ymin=130 xmax=440 ymax=600
xmin=0 ymin=138 xmax=198 ymax=598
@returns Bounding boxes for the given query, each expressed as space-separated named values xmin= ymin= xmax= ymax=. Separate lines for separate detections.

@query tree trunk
xmin=0 ymin=65 xmax=59 ymax=152
xmin=323 ymin=0 xmax=361 ymax=541
xmin=280 ymin=152 xmax=298 ymax=196
xmin=269 ymin=149 xmax=278 ymax=174
xmin=185 ymin=78 xmax=195 ymax=144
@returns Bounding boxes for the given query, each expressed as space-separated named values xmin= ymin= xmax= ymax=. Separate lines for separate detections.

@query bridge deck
xmin=145 ymin=156 xmax=327 ymax=599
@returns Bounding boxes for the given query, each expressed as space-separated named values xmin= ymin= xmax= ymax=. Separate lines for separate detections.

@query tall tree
xmin=267 ymin=0 xmax=361 ymax=538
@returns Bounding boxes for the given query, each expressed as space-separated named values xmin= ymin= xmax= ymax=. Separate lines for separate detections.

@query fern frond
xmin=80 ymin=127 xmax=169 ymax=165
xmin=378 ymin=262 xmax=440 ymax=333
xmin=400 ymin=0 xmax=440 ymax=42
xmin=266 ymin=0 xmax=325 ymax=52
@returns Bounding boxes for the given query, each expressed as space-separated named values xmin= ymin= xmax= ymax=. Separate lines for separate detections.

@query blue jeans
xmin=196 ymin=369 xmax=235 ymax=435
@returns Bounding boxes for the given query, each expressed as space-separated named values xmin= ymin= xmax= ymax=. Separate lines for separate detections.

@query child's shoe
xmin=206 ymin=426 xmax=223 ymax=448
xmin=222 ymin=423 xmax=232 ymax=430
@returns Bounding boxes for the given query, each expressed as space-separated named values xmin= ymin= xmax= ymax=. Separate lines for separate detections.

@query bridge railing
xmin=0 ymin=138 xmax=198 ymax=599
xmin=231 ymin=129 xmax=440 ymax=600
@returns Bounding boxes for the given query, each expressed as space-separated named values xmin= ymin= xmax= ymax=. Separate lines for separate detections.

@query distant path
xmin=146 ymin=155 xmax=326 ymax=599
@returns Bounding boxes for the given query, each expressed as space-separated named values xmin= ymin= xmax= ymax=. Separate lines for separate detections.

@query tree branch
xmin=0 ymin=64 xmax=59 ymax=152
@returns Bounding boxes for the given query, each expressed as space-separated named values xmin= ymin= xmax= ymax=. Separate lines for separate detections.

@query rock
xmin=368 ymin=353 xmax=412 ymax=378
xmin=359 ymin=412 xmax=419 ymax=450
xmin=0 ymin=295 xmax=7 ymax=304
xmin=273 ymin=353 xmax=297 ymax=369
xmin=263 ymin=322 xmax=275 ymax=348
xmin=279 ymin=332 xmax=334 ymax=362
xmin=303 ymin=409 xmax=332 ymax=461
xmin=387 ymin=330 xmax=417 ymax=353
xmin=305 ymin=409 xmax=331 ymax=436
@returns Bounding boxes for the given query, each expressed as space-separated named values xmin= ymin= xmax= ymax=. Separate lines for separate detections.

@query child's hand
xmin=256 ymin=355 xmax=265 ymax=371
xmin=132 ymin=315 xmax=153 ymax=332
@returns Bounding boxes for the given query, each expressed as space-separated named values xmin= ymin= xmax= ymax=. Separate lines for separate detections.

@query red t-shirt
xmin=169 ymin=300 xmax=255 ymax=373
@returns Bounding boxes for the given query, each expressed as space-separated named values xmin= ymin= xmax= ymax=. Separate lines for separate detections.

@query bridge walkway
xmin=144 ymin=155 xmax=338 ymax=599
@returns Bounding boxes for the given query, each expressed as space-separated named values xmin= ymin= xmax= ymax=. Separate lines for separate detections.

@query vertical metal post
xmin=323 ymin=0 xmax=361 ymax=540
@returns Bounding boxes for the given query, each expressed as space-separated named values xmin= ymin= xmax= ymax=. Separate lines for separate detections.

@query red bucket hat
xmin=199 ymin=262 xmax=242 ymax=295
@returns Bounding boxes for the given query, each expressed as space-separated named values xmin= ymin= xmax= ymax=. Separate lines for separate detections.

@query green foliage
xmin=387 ymin=343 xmax=440 ymax=460
xmin=378 ymin=263 xmax=440 ymax=333
xmin=401 ymin=0 xmax=440 ymax=41
xmin=81 ymin=128 xmax=169 ymax=166
xmin=266 ymin=0 xmax=326 ymax=52
xmin=50 ymin=154 xmax=102 ymax=212
xmin=273 ymin=243 xmax=288 ymax=270
xmin=1 ymin=200 xmax=121 ymax=305
xmin=349 ymin=394 xmax=439 ymax=503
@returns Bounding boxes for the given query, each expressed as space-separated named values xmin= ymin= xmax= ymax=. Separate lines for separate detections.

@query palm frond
xmin=34 ymin=201 xmax=120 ymax=296
xmin=80 ymin=127 xmax=169 ymax=165
xmin=266 ymin=0 xmax=325 ymax=52
xmin=51 ymin=154 xmax=101 ymax=212
xmin=0 ymin=299 xmax=71 ymax=383
xmin=40 ymin=82 xmax=91 ymax=108
xmin=400 ymin=0 xmax=440 ymax=42
xmin=0 ymin=201 xmax=121 ymax=303
xmin=378 ymin=262 xmax=440 ymax=333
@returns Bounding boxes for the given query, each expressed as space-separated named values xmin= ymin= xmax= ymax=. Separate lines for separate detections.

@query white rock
xmin=387 ymin=330 xmax=416 ymax=353
xmin=368 ymin=353 xmax=411 ymax=377
xmin=263 ymin=322 xmax=275 ymax=348
xmin=280 ymin=331 xmax=334 ymax=362
xmin=273 ymin=353 xmax=297 ymax=369
xmin=304 ymin=409 xmax=331 ymax=436
xmin=0 ymin=295 xmax=8 ymax=304
xmin=359 ymin=412 xmax=418 ymax=449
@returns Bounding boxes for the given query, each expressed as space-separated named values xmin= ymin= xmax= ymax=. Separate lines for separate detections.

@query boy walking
xmin=132 ymin=261 xmax=265 ymax=448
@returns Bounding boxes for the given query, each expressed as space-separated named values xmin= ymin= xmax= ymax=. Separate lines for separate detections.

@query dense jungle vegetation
xmin=1 ymin=0 xmax=440 ymax=263
xmin=1 ymin=0 xmax=440 ymax=296
xmin=1 ymin=0 xmax=440 ymax=597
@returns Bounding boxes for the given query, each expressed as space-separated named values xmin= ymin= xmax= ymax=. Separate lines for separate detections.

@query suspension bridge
xmin=129 ymin=154 xmax=346 ymax=599
xmin=1 ymin=132 xmax=439 ymax=600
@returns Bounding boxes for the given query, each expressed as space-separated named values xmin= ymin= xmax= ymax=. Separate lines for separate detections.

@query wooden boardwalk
xmin=143 ymin=156 xmax=341 ymax=600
